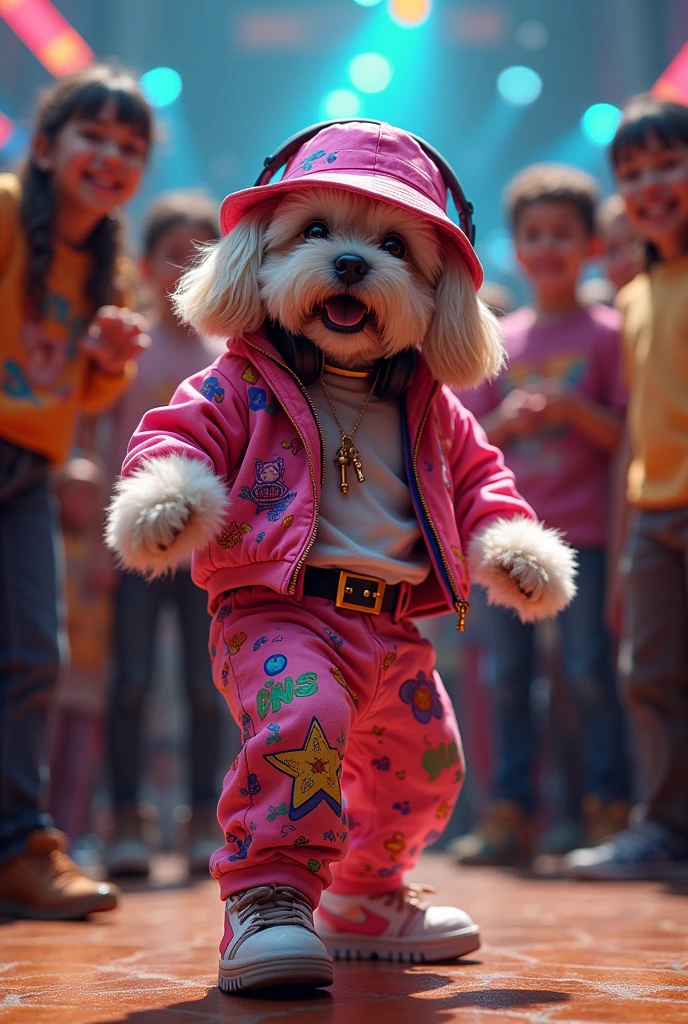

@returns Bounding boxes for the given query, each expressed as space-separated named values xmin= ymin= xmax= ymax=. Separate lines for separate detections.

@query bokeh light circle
xmin=353 ymin=0 xmax=384 ymax=6
xmin=496 ymin=66 xmax=542 ymax=106
xmin=484 ymin=230 xmax=515 ymax=273
xmin=581 ymin=103 xmax=622 ymax=145
xmin=322 ymin=89 xmax=362 ymax=118
xmin=139 ymin=67 xmax=182 ymax=108
xmin=388 ymin=0 xmax=432 ymax=28
xmin=349 ymin=53 xmax=393 ymax=93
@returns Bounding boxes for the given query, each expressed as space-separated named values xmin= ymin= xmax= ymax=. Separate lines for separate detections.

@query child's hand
xmin=81 ymin=306 xmax=150 ymax=375
xmin=535 ymin=381 xmax=578 ymax=427
xmin=497 ymin=389 xmax=544 ymax=438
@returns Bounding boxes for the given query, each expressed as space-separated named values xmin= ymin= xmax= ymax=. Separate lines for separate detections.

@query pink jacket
xmin=123 ymin=326 xmax=535 ymax=624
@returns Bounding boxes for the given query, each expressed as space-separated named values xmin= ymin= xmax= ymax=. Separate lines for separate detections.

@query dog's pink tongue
xmin=324 ymin=296 xmax=366 ymax=326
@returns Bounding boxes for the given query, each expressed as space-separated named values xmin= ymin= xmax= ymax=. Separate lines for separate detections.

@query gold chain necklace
xmin=320 ymin=374 xmax=376 ymax=495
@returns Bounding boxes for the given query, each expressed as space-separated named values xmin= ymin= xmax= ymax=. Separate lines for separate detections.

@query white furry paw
xmin=468 ymin=515 xmax=577 ymax=622
xmin=106 ymin=454 xmax=228 ymax=576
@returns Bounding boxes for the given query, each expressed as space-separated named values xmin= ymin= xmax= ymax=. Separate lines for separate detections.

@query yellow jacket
xmin=0 ymin=173 xmax=134 ymax=465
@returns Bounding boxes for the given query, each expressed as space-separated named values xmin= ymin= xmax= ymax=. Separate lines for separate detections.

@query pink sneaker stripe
xmin=219 ymin=912 xmax=234 ymax=956
xmin=317 ymin=904 xmax=389 ymax=937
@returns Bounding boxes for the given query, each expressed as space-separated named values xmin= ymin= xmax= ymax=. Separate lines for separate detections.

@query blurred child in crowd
xmin=0 ymin=65 xmax=151 ymax=920
xmin=566 ymin=96 xmax=688 ymax=879
xmin=104 ymin=191 xmax=225 ymax=878
xmin=453 ymin=164 xmax=630 ymax=867
xmin=49 ymin=459 xmax=114 ymax=861
xmin=597 ymin=193 xmax=643 ymax=293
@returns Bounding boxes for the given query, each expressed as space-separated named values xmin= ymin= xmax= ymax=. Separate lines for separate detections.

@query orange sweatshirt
xmin=0 ymin=173 xmax=135 ymax=465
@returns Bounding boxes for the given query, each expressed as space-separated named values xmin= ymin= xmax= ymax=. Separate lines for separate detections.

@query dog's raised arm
xmin=106 ymin=364 xmax=246 ymax=577
xmin=446 ymin=393 xmax=577 ymax=621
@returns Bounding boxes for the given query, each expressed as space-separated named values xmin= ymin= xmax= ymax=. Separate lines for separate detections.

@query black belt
xmin=303 ymin=566 xmax=400 ymax=615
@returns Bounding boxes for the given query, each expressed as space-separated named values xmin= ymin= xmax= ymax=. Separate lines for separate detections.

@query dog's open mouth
xmin=320 ymin=295 xmax=369 ymax=334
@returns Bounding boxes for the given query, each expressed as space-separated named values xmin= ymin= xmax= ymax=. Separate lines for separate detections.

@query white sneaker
xmin=315 ymin=884 xmax=481 ymax=963
xmin=218 ymin=884 xmax=334 ymax=994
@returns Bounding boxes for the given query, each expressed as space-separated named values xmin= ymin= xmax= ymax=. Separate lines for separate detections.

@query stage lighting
xmin=349 ymin=53 xmax=392 ymax=93
xmin=497 ymin=65 xmax=542 ymax=106
xmin=323 ymin=89 xmax=362 ymax=118
xmin=581 ymin=103 xmax=622 ymax=145
xmin=388 ymin=0 xmax=432 ymax=28
xmin=485 ymin=229 xmax=514 ymax=272
xmin=140 ymin=67 xmax=182 ymax=108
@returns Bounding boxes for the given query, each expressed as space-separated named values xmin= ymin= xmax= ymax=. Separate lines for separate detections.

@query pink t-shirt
xmin=460 ymin=304 xmax=625 ymax=548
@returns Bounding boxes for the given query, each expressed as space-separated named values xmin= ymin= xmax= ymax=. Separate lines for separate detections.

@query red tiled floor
xmin=0 ymin=853 xmax=687 ymax=1023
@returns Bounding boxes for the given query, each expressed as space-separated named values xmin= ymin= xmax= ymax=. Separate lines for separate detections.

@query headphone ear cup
xmin=265 ymin=323 xmax=323 ymax=385
xmin=373 ymin=348 xmax=418 ymax=400
xmin=288 ymin=335 xmax=323 ymax=386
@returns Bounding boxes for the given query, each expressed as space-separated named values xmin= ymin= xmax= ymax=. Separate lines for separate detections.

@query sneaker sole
xmin=218 ymin=952 xmax=334 ymax=994
xmin=320 ymin=924 xmax=481 ymax=963
xmin=0 ymin=893 xmax=118 ymax=920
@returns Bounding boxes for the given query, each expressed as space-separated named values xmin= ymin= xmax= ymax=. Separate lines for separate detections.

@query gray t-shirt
xmin=305 ymin=368 xmax=430 ymax=585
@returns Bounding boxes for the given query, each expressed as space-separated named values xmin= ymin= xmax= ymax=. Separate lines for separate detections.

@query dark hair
xmin=610 ymin=93 xmax=688 ymax=168
xmin=19 ymin=64 xmax=153 ymax=317
xmin=610 ymin=94 xmax=688 ymax=264
xmin=142 ymin=190 xmax=220 ymax=257
xmin=505 ymin=163 xmax=599 ymax=236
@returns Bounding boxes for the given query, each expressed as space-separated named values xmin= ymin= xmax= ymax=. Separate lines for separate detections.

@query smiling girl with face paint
xmin=0 ymin=64 xmax=152 ymax=921
xmin=566 ymin=94 xmax=688 ymax=882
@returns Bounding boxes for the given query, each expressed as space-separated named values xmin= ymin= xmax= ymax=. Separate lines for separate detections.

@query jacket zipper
xmin=411 ymin=382 xmax=471 ymax=632
xmin=244 ymin=340 xmax=325 ymax=595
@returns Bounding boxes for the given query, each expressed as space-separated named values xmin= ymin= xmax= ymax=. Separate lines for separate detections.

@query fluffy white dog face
xmin=174 ymin=184 xmax=505 ymax=388
xmin=258 ymin=189 xmax=441 ymax=366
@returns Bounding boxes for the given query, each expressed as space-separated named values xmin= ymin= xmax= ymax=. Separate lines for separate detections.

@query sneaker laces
xmin=369 ymin=882 xmax=435 ymax=915
xmin=230 ymin=885 xmax=316 ymax=938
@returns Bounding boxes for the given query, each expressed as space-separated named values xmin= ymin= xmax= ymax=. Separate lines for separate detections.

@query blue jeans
xmin=487 ymin=548 xmax=629 ymax=814
xmin=0 ymin=439 xmax=61 ymax=863
xmin=108 ymin=570 xmax=222 ymax=809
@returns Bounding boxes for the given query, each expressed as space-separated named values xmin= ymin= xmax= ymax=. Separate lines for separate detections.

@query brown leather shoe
xmin=583 ymin=796 xmax=631 ymax=847
xmin=0 ymin=829 xmax=119 ymax=920
xmin=449 ymin=801 xmax=534 ymax=866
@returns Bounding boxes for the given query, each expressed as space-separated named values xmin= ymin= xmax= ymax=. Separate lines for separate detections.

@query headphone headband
xmin=255 ymin=118 xmax=476 ymax=246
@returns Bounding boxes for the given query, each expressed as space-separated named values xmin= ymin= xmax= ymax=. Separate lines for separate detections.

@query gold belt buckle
xmin=335 ymin=571 xmax=386 ymax=615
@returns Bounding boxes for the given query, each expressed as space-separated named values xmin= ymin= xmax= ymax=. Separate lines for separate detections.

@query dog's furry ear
xmin=172 ymin=205 xmax=272 ymax=339
xmin=423 ymin=250 xmax=505 ymax=389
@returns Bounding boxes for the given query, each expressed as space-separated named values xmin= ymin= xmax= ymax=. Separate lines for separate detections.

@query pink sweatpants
xmin=209 ymin=587 xmax=465 ymax=908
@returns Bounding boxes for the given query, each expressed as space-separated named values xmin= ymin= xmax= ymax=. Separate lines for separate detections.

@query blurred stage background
xmin=2 ymin=0 xmax=687 ymax=303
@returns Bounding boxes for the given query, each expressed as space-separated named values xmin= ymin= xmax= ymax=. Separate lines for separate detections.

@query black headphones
xmin=257 ymin=119 xmax=476 ymax=400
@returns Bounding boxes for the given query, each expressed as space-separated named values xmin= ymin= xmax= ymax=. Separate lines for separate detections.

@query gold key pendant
xmin=335 ymin=442 xmax=351 ymax=494
xmin=349 ymin=445 xmax=365 ymax=483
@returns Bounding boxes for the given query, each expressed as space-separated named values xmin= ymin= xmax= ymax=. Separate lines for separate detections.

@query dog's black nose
xmin=334 ymin=254 xmax=369 ymax=285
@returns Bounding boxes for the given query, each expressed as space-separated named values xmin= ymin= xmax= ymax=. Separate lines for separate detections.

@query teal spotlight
xmin=581 ymin=103 xmax=622 ymax=145
xmin=353 ymin=0 xmax=383 ymax=5
xmin=140 ymin=67 xmax=182 ymax=108
xmin=323 ymin=89 xmax=362 ymax=118
xmin=485 ymin=230 xmax=514 ymax=273
xmin=349 ymin=53 xmax=393 ymax=93
xmin=497 ymin=66 xmax=542 ymax=106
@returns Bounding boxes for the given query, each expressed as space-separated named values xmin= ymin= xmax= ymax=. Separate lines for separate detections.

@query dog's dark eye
xmin=381 ymin=235 xmax=406 ymax=259
xmin=303 ymin=221 xmax=329 ymax=240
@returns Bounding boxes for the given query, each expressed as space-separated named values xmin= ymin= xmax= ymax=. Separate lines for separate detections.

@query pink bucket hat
xmin=220 ymin=121 xmax=483 ymax=290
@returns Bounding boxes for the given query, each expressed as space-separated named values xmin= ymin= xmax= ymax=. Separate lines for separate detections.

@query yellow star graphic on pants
xmin=264 ymin=717 xmax=342 ymax=821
